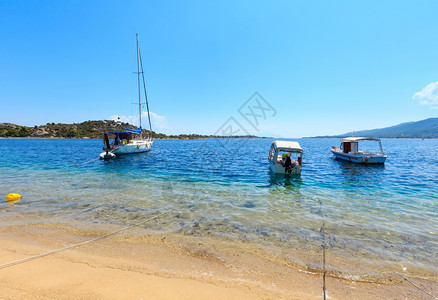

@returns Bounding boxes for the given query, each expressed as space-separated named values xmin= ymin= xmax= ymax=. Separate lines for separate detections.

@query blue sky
xmin=1 ymin=0 xmax=437 ymax=137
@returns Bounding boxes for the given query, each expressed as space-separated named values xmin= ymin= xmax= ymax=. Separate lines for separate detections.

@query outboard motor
xmin=99 ymin=133 xmax=116 ymax=160
xmin=104 ymin=133 xmax=111 ymax=151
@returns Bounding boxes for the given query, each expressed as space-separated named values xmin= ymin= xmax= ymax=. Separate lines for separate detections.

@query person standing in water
xmin=284 ymin=152 xmax=292 ymax=174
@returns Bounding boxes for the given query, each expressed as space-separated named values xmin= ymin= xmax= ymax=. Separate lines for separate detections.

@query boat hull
xmin=269 ymin=160 xmax=302 ymax=175
xmin=112 ymin=140 xmax=153 ymax=155
xmin=331 ymin=150 xmax=386 ymax=164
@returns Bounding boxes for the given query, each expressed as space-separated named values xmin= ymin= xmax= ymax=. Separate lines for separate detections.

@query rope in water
xmin=0 ymin=211 xmax=166 ymax=270
xmin=74 ymin=157 xmax=100 ymax=166
xmin=2 ymin=195 xmax=437 ymax=298
xmin=315 ymin=197 xmax=436 ymax=299
xmin=393 ymin=272 xmax=437 ymax=299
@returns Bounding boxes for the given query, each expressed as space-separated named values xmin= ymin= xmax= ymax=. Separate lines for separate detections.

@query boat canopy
xmin=108 ymin=131 xmax=134 ymax=135
xmin=272 ymin=140 xmax=302 ymax=152
xmin=108 ymin=132 xmax=133 ymax=140
xmin=341 ymin=137 xmax=381 ymax=143
xmin=124 ymin=126 xmax=142 ymax=134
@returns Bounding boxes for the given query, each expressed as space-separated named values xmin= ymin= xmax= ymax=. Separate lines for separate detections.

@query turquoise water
xmin=1 ymin=138 xmax=437 ymax=280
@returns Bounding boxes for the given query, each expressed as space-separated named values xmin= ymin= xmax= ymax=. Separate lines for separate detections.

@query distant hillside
xmin=0 ymin=121 xmax=258 ymax=139
xmin=315 ymin=118 xmax=438 ymax=138
xmin=0 ymin=120 xmax=136 ymax=139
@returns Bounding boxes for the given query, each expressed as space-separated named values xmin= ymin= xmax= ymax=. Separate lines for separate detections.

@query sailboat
xmin=100 ymin=34 xmax=153 ymax=159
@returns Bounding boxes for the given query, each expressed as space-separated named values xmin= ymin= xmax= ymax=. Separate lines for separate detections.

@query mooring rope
xmin=2 ymin=193 xmax=436 ymax=299
xmin=0 ymin=211 xmax=167 ymax=270
xmin=314 ymin=195 xmax=437 ymax=299
xmin=393 ymin=272 xmax=437 ymax=299
xmin=74 ymin=157 xmax=100 ymax=166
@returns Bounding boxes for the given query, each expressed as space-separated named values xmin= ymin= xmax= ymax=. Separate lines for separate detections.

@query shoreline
xmin=0 ymin=136 xmax=271 ymax=140
xmin=1 ymin=220 xmax=436 ymax=299
xmin=1 ymin=136 xmax=436 ymax=140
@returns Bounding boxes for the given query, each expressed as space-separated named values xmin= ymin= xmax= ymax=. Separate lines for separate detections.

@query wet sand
xmin=0 ymin=221 xmax=436 ymax=299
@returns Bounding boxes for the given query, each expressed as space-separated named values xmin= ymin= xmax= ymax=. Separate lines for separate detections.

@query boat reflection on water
xmin=335 ymin=158 xmax=385 ymax=183
xmin=267 ymin=172 xmax=304 ymax=214
xmin=268 ymin=172 xmax=303 ymax=187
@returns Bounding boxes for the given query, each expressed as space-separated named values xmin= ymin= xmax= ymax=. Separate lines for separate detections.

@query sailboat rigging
xmin=100 ymin=34 xmax=153 ymax=159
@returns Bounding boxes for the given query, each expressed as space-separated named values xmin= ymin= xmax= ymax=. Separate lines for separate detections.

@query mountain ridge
xmin=311 ymin=117 xmax=438 ymax=138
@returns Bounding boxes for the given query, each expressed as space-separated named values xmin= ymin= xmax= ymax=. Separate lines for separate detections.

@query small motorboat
xmin=331 ymin=137 xmax=387 ymax=164
xmin=99 ymin=151 xmax=116 ymax=160
xmin=268 ymin=140 xmax=303 ymax=174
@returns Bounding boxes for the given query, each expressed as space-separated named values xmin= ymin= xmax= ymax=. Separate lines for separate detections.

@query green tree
xmin=66 ymin=129 xmax=78 ymax=138
xmin=19 ymin=126 xmax=29 ymax=137
xmin=6 ymin=129 xmax=19 ymax=137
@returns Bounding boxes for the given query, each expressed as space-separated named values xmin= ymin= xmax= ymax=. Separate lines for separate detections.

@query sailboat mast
xmin=136 ymin=33 xmax=142 ymax=139
xmin=139 ymin=49 xmax=153 ymax=139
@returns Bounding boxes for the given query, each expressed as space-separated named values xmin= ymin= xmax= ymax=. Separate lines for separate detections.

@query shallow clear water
xmin=1 ymin=138 xmax=437 ymax=279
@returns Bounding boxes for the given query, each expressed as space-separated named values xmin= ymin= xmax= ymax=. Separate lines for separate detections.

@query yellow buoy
xmin=6 ymin=193 xmax=22 ymax=202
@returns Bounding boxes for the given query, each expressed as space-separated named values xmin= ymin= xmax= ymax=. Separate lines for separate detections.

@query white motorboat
xmin=100 ymin=34 xmax=153 ymax=159
xmin=331 ymin=137 xmax=387 ymax=164
xmin=268 ymin=140 xmax=303 ymax=175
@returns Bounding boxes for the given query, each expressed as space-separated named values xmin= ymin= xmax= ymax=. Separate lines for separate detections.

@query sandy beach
xmin=1 ymin=220 xmax=435 ymax=300
xmin=2 ymin=0 xmax=438 ymax=298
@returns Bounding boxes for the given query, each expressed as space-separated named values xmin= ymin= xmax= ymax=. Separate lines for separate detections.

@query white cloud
xmin=110 ymin=112 xmax=169 ymax=131
xmin=144 ymin=111 xmax=169 ymax=130
xmin=413 ymin=81 xmax=438 ymax=109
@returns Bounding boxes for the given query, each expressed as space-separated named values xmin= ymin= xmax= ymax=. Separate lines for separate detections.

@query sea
xmin=1 ymin=138 xmax=437 ymax=283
